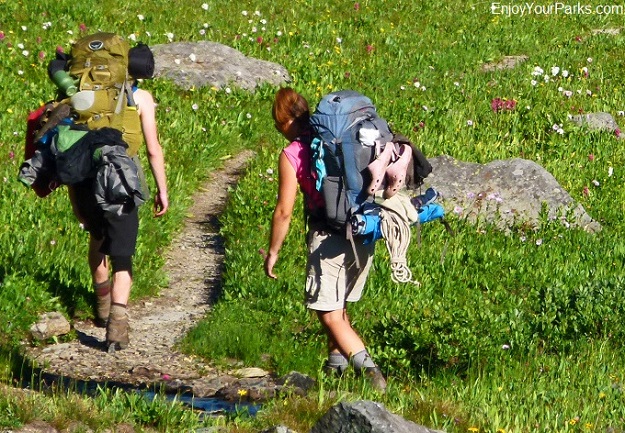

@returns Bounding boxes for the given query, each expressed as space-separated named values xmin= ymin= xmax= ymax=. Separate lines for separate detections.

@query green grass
xmin=2 ymin=0 xmax=625 ymax=431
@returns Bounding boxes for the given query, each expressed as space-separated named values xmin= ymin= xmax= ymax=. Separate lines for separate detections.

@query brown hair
xmin=272 ymin=87 xmax=310 ymax=129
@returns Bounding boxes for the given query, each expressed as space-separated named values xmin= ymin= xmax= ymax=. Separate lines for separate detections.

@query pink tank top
xmin=283 ymin=137 xmax=325 ymax=212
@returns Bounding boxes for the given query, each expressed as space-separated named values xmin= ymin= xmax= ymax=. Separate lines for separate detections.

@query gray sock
xmin=351 ymin=349 xmax=376 ymax=369
xmin=327 ymin=352 xmax=349 ymax=370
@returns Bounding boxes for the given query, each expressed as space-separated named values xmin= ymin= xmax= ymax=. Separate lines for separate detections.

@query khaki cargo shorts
xmin=305 ymin=229 xmax=375 ymax=312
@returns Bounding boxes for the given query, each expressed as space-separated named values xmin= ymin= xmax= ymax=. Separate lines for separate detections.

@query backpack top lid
xmin=311 ymin=90 xmax=378 ymax=144
xmin=69 ymin=32 xmax=130 ymax=91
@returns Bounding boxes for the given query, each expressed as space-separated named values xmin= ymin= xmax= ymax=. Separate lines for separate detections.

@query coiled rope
xmin=379 ymin=209 xmax=420 ymax=285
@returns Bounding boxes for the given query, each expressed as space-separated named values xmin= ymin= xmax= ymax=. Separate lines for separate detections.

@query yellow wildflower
xmin=468 ymin=428 xmax=479 ymax=433
xmin=237 ymin=389 xmax=248 ymax=397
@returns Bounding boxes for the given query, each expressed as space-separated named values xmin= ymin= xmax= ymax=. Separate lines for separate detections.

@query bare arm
xmin=265 ymin=151 xmax=298 ymax=279
xmin=134 ymin=88 xmax=169 ymax=217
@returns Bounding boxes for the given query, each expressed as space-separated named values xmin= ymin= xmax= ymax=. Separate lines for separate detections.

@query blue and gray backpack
xmin=310 ymin=90 xmax=394 ymax=232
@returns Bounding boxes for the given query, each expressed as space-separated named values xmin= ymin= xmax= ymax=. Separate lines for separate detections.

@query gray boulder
xmin=151 ymin=41 xmax=290 ymax=91
xmin=423 ymin=156 xmax=601 ymax=232
xmin=569 ymin=112 xmax=622 ymax=137
xmin=310 ymin=400 xmax=442 ymax=433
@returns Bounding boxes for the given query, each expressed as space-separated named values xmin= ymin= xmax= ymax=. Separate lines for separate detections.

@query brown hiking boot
xmin=362 ymin=366 xmax=387 ymax=392
xmin=106 ymin=314 xmax=129 ymax=353
xmin=94 ymin=280 xmax=111 ymax=328
xmin=95 ymin=292 xmax=111 ymax=328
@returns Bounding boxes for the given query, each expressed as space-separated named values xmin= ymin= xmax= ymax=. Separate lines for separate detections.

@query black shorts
xmin=71 ymin=179 xmax=139 ymax=257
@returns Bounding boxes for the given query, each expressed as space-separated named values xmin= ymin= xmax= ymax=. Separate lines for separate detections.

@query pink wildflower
xmin=0 ymin=31 xmax=5 ymax=41
xmin=38 ymin=51 xmax=46 ymax=60
xmin=615 ymin=128 xmax=622 ymax=139
xmin=79 ymin=23 xmax=87 ymax=33
xmin=344 ymin=71 xmax=351 ymax=78
xmin=582 ymin=186 xmax=590 ymax=196
xmin=354 ymin=2 xmax=360 ymax=10
xmin=256 ymin=36 xmax=263 ymax=44
xmin=491 ymin=97 xmax=517 ymax=113
xmin=588 ymin=153 xmax=595 ymax=161
xmin=9 ymin=151 xmax=14 ymax=160
xmin=56 ymin=45 xmax=64 ymax=54
xmin=366 ymin=44 xmax=374 ymax=53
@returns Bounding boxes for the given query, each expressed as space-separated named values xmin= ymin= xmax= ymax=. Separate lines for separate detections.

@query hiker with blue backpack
xmin=264 ymin=87 xmax=387 ymax=391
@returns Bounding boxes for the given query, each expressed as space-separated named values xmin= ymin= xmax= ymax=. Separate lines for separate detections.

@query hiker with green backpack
xmin=19 ymin=33 xmax=169 ymax=352
xmin=264 ymin=87 xmax=388 ymax=391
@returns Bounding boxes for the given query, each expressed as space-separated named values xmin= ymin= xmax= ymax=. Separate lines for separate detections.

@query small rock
xmin=233 ymin=367 xmax=269 ymax=378
xmin=30 ymin=312 xmax=71 ymax=340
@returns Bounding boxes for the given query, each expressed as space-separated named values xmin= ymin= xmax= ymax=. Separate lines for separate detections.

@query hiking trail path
xmin=25 ymin=150 xmax=256 ymax=392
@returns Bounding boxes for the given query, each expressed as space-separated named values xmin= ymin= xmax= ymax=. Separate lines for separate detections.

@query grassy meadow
xmin=1 ymin=0 xmax=625 ymax=431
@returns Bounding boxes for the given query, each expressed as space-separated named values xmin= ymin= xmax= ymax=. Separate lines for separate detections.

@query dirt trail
xmin=25 ymin=150 xmax=255 ymax=389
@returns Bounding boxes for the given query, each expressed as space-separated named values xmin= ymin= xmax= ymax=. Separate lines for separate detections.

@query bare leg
xmin=316 ymin=309 xmax=365 ymax=359
xmin=111 ymin=270 xmax=132 ymax=306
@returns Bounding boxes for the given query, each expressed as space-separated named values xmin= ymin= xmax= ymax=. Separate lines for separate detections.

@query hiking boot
xmin=95 ymin=292 xmax=111 ymax=328
xmin=106 ymin=314 xmax=129 ymax=353
xmin=360 ymin=366 xmax=387 ymax=392
xmin=322 ymin=361 xmax=347 ymax=378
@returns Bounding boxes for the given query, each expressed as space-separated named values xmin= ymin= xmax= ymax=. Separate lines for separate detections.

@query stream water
xmin=21 ymin=368 xmax=260 ymax=417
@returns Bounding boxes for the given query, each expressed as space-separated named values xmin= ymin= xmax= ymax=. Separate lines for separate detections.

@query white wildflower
xmin=137 ymin=14 xmax=145 ymax=21
xmin=202 ymin=3 xmax=209 ymax=10
xmin=551 ymin=66 xmax=560 ymax=76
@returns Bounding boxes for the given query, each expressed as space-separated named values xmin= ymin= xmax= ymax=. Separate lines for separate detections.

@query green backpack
xmin=66 ymin=32 xmax=142 ymax=156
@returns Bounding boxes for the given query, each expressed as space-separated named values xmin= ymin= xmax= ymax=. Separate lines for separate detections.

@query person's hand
xmin=260 ymin=248 xmax=278 ymax=279
xmin=154 ymin=191 xmax=169 ymax=217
